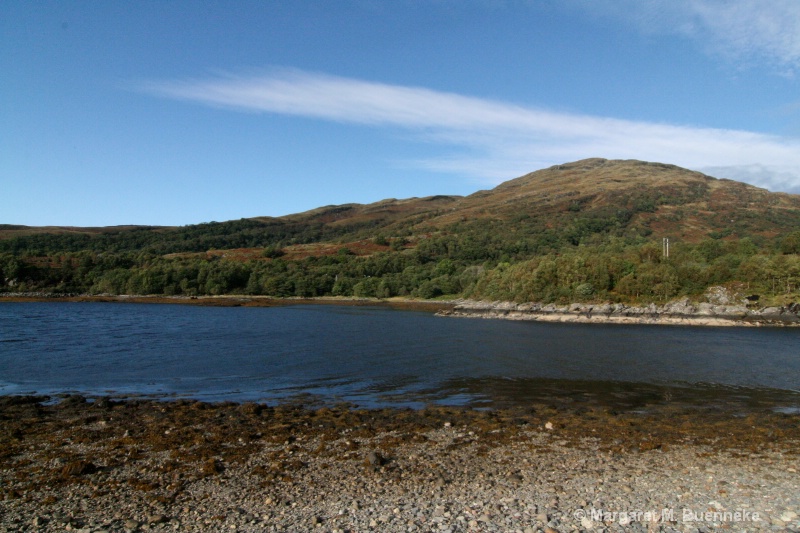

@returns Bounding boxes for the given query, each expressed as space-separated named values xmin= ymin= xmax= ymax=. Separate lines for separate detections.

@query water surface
xmin=1 ymin=302 xmax=798 ymax=411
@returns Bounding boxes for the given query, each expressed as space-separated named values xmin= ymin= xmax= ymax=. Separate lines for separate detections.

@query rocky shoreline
xmin=6 ymin=292 xmax=800 ymax=327
xmin=2 ymin=396 xmax=799 ymax=532
xmin=438 ymin=299 xmax=800 ymax=327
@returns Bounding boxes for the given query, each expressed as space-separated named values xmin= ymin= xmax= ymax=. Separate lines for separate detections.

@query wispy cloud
xmin=574 ymin=0 xmax=800 ymax=73
xmin=142 ymin=69 xmax=800 ymax=192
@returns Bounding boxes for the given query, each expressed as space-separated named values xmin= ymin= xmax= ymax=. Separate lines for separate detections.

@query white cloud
xmin=142 ymin=69 xmax=800 ymax=192
xmin=686 ymin=0 xmax=800 ymax=71
xmin=700 ymin=164 xmax=800 ymax=194
xmin=572 ymin=0 xmax=800 ymax=73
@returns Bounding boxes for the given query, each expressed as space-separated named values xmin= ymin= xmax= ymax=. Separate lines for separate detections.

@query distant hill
xmin=236 ymin=158 xmax=800 ymax=243
xmin=450 ymin=158 xmax=800 ymax=238
xmin=271 ymin=157 xmax=800 ymax=243
xmin=6 ymin=158 xmax=799 ymax=248
xmin=3 ymin=159 xmax=800 ymax=304
xmin=4 ymin=158 xmax=800 ymax=248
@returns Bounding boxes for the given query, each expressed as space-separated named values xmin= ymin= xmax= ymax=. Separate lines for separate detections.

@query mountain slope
xmin=3 ymin=158 xmax=800 ymax=252
xmin=277 ymin=157 xmax=800 ymax=244
xmin=424 ymin=158 xmax=800 ymax=239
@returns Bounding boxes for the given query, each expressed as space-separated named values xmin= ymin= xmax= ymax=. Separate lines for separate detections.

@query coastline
xmin=0 ymin=293 xmax=455 ymax=313
xmin=4 ymin=292 xmax=800 ymax=327
xmin=438 ymin=299 xmax=800 ymax=327
xmin=2 ymin=397 xmax=798 ymax=532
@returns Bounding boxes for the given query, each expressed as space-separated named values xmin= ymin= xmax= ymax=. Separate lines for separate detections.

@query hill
xmin=2 ymin=159 xmax=800 ymax=304
xmin=454 ymin=158 xmax=799 ymax=238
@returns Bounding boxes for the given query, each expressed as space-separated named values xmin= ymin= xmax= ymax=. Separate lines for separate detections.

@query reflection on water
xmin=413 ymin=376 xmax=800 ymax=414
xmin=1 ymin=302 xmax=799 ymax=414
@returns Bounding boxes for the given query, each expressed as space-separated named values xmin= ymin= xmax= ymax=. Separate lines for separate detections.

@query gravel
xmin=1 ymin=397 xmax=798 ymax=532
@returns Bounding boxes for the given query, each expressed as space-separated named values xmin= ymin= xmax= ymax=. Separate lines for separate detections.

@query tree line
xmin=3 ymin=230 xmax=800 ymax=305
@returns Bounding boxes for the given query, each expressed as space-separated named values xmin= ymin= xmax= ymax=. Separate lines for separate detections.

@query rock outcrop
xmin=439 ymin=298 xmax=800 ymax=326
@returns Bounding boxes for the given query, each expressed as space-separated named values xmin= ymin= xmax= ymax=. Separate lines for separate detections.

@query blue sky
xmin=3 ymin=1 xmax=800 ymax=227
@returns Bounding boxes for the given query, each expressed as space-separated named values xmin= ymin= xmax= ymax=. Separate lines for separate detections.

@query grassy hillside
xmin=3 ymin=159 xmax=800 ymax=304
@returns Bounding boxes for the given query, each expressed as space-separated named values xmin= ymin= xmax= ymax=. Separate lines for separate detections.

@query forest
xmin=2 ymin=217 xmax=800 ymax=306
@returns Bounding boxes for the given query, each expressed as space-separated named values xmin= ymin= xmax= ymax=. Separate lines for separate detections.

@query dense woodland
xmin=2 ymin=217 xmax=800 ymax=306
xmin=3 ymin=159 xmax=800 ymax=306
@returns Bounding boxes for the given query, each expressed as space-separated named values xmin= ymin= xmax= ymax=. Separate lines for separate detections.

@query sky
xmin=3 ymin=1 xmax=800 ymax=227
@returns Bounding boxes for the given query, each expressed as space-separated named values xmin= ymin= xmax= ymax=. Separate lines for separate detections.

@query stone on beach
xmin=1 ymin=397 xmax=798 ymax=532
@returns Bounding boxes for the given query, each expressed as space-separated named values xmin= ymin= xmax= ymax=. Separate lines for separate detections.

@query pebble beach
xmin=2 ymin=395 xmax=799 ymax=533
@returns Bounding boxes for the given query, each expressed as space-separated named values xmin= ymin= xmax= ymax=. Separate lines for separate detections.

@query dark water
xmin=1 ymin=302 xmax=799 ymax=411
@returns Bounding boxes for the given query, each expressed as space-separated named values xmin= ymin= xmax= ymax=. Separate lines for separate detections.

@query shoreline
xmin=0 ymin=293 xmax=455 ymax=313
xmin=4 ymin=292 xmax=800 ymax=327
xmin=439 ymin=299 xmax=800 ymax=327
xmin=2 ymin=397 xmax=799 ymax=532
